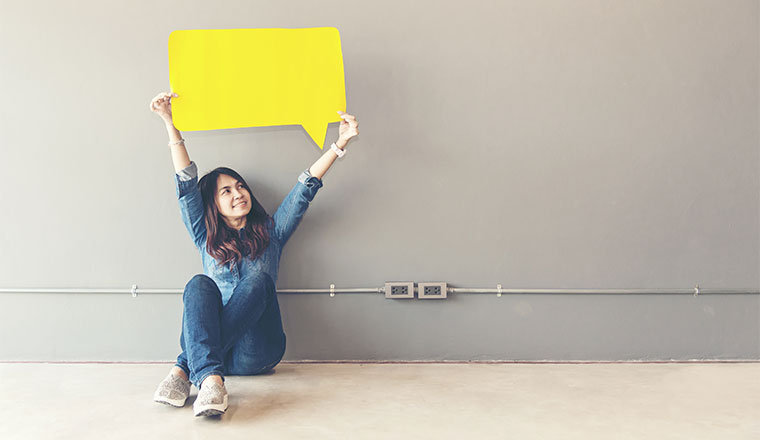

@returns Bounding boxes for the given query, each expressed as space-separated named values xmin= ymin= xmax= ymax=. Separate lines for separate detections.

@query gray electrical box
xmin=418 ymin=282 xmax=447 ymax=299
xmin=385 ymin=282 xmax=415 ymax=299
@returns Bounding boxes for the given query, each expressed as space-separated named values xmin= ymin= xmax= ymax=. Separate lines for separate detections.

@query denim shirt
xmin=174 ymin=161 xmax=323 ymax=306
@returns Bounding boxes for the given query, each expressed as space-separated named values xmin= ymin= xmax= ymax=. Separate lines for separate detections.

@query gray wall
xmin=0 ymin=0 xmax=757 ymax=361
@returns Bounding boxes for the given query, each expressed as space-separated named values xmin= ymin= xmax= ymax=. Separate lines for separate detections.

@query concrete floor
xmin=0 ymin=362 xmax=758 ymax=439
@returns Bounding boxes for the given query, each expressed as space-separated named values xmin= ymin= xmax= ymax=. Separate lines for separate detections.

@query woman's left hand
xmin=336 ymin=111 xmax=359 ymax=148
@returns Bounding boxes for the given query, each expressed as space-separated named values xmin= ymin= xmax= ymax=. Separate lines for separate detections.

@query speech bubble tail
xmin=301 ymin=120 xmax=330 ymax=149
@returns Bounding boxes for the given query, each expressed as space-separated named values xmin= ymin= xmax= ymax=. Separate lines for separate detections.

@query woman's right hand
xmin=149 ymin=91 xmax=178 ymax=124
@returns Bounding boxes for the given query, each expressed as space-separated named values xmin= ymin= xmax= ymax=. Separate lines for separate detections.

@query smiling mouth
xmin=234 ymin=201 xmax=247 ymax=208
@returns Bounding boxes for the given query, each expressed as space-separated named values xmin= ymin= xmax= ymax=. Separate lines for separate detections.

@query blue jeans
xmin=174 ymin=272 xmax=287 ymax=389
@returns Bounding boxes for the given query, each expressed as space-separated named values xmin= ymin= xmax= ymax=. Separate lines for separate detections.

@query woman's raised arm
xmin=308 ymin=111 xmax=359 ymax=179
xmin=149 ymin=91 xmax=190 ymax=172
xmin=150 ymin=91 xmax=207 ymax=249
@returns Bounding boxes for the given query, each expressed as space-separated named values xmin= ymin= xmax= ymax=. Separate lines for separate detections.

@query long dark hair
xmin=198 ymin=167 xmax=274 ymax=267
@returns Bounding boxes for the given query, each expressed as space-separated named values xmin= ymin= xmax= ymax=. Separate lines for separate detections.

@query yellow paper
xmin=168 ymin=27 xmax=346 ymax=148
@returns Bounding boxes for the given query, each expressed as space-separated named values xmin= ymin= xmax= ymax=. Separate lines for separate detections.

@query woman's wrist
xmin=335 ymin=138 xmax=348 ymax=149
xmin=165 ymin=120 xmax=183 ymax=145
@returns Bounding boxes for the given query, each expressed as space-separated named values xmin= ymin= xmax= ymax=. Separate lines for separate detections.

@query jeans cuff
xmin=173 ymin=362 xmax=190 ymax=378
xmin=196 ymin=370 xmax=225 ymax=389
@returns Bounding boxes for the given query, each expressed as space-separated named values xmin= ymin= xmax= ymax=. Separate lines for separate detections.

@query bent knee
xmin=238 ymin=272 xmax=276 ymax=296
xmin=183 ymin=274 xmax=220 ymax=299
xmin=251 ymin=272 xmax=275 ymax=291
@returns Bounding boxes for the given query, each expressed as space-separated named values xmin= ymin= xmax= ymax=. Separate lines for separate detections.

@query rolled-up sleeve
xmin=176 ymin=161 xmax=197 ymax=183
xmin=174 ymin=161 xmax=207 ymax=249
xmin=273 ymin=168 xmax=324 ymax=247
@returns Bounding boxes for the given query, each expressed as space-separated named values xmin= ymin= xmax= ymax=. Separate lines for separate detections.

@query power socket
xmin=385 ymin=282 xmax=415 ymax=299
xmin=418 ymin=282 xmax=447 ymax=299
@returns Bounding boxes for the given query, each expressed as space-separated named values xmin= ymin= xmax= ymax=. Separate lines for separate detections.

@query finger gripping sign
xmin=168 ymin=27 xmax=346 ymax=148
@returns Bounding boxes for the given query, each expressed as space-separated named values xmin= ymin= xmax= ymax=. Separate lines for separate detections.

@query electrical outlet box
xmin=385 ymin=282 xmax=415 ymax=299
xmin=418 ymin=282 xmax=447 ymax=299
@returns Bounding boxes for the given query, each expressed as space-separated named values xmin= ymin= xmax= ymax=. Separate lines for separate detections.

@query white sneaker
xmin=194 ymin=381 xmax=228 ymax=417
xmin=153 ymin=373 xmax=191 ymax=407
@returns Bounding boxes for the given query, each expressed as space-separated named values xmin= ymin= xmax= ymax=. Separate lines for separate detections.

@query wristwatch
xmin=330 ymin=142 xmax=346 ymax=158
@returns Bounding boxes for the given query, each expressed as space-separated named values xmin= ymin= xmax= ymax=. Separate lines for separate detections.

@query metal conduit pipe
xmin=0 ymin=286 xmax=757 ymax=296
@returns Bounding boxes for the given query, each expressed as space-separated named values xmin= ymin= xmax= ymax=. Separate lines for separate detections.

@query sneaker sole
xmin=194 ymin=394 xmax=228 ymax=417
xmin=154 ymin=393 xmax=187 ymax=407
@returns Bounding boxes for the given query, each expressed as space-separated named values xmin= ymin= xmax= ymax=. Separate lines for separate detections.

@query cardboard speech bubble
xmin=168 ymin=27 xmax=346 ymax=148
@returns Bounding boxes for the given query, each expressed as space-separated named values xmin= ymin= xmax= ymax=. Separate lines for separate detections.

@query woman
xmin=148 ymin=91 xmax=359 ymax=417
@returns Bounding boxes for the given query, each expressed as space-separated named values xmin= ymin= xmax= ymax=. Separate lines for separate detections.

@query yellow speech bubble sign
xmin=168 ymin=27 xmax=346 ymax=148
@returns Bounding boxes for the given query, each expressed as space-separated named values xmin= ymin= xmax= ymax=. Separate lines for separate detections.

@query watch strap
xmin=330 ymin=142 xmax=346 ymax=158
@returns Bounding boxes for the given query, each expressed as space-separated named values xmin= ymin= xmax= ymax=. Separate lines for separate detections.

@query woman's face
xmin=215 ymin=173 xmax=251 ymax=220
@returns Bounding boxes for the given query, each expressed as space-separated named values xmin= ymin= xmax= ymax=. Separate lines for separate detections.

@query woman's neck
xmin=224 ymin=215 xmax=246 ymax=230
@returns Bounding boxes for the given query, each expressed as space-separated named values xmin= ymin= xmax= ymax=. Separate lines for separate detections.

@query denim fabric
xmin=174 ymin=161 xmax=323 ymax=306
xmin=172 ymin=161 xmax=323 ymax=387
xmin=174 ymin=272 xmax=286 ymax=388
